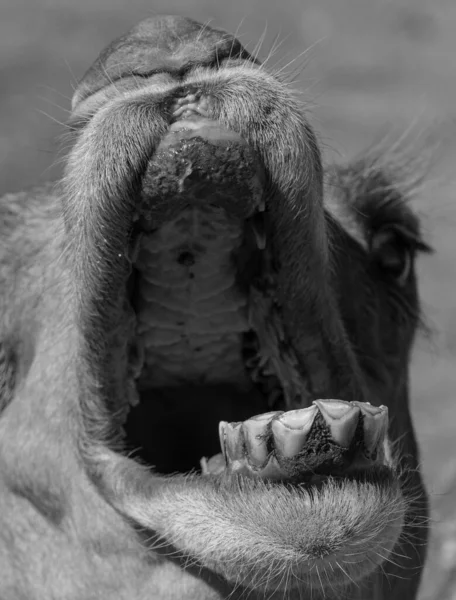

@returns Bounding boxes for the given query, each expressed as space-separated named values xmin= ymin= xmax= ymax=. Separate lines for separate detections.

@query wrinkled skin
xmin=0 ymin=15 xmax=430 ymax=600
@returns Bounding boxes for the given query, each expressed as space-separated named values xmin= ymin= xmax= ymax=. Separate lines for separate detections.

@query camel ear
xmin=71 ymin=15 xmax=258 ymax=112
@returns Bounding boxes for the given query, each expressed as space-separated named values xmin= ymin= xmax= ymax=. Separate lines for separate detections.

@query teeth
xmin=216 ymin=401 xmax=389 ymax=481
xmin=254 ymin=456 xmax=284 ymax=480
xmin=224 ymin=455 xmax=285 ymax=481
xmin=271 ymin=406 xmax=317 ymax=457
xmin=279 ymin=406 xmax=318 ymax=429
xmin=218 ymin=422 xmax=227 ymax=462
xmin=200 ymin=453 xmax=225 ymax=475
xmin=352 ymin=402 xmax=389 ymax=457
xmin=313 ymin=399 xmax=360 ymax=447
xmin=242 ymin=411 xmax=281 ymax=466
xmin=219 ymin=421 xmax=243 ymax=461
xmin=258 ymin=199 xmax=266 ymax=212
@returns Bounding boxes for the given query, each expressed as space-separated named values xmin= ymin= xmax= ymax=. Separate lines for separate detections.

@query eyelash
xmin=371 ymin=230 xmax=414 ymax=285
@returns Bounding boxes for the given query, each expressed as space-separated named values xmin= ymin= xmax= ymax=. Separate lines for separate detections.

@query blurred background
xmin=1 ymin=0 xmax=455 ymax=596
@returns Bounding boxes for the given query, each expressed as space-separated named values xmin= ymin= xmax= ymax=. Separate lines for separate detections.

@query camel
xmin=0 ymin=15 xmax=430 ymax=599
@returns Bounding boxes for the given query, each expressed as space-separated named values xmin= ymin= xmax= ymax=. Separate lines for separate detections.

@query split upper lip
xmin=170 ymin=93 xmax=211 ymax=122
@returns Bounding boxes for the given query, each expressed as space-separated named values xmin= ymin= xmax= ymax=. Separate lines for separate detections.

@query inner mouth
xmin=113 ymin=95 xmax=387 ymax=480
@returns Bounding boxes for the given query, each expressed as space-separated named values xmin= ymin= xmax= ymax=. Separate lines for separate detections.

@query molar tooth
xmin=353 ymin=403 xmax=389 ymax=457
xmin=272 ymin=406 xmax=317 ymax=457
xmin=242 ymin=412 xmax=278 ymax=466
xmin=200 ymin=453 xmax=225 ymax=476
xmin=249 ymin=411 xmax=284 ymax=421
xmin=313 ymin=399 xmax=360 ymax=447
xmin=200 ymin=456 xmax=209 ymax=475
xmin=351 ymin=401 xmax=383 ymax=415
xmin=218 ymin=421 xmax=228 ymax=462
xmin=219 ymin=422 xmax=243 ymax=461
xmin=279 ymin=406 xmax=318 ymax=429
xmin=255 ymin=455 xmax=285 ymax=480
xmin=229 ymin=454 xmax=284 ymax=480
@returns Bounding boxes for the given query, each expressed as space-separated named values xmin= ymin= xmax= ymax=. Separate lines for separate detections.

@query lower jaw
xmin=64 ymin=111 xmax=410 ymax=594
xmin=135 ymin=465 xmax=405 ymax=593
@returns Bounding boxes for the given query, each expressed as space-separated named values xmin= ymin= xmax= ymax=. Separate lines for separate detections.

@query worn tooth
xmin=218 ymin=421 xmax=228 ymax=461
xmin=200 ymin=453 xmax=225 ymax=476
xmin=243 ymin=411 xmax=281 ymax=467
xmin=255 ymin=455 xmax=285 ymax=480
xmin=200 ymin=456 xmax=209 ymax=475
xmin=258 ymin=198 xmax=266 ymax=212
xmin=272 ymin=420 xmax=306 ymax=458
xmin=313 ymin=399 xmax=360 ymax=447
xmin=219 ymin=422 xmax=243 ymax=461
xmin=272 ymin=406 xmax=317 ymax=457
xmin=229 ymin=455 xmax=284 ymax=480
xmin=351 ymin=401 xmax=382 ymax=415
xmin=249 ymin=411 xmax=283 ymax=420
xmin=352 ymin=402 xmax=389 ymax=457
xmin=280 ymin=406 xmax=318 ymax=429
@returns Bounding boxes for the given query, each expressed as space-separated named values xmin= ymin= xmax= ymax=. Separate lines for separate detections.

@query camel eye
xmin=371 ymin=229 xmax=413 ymax=285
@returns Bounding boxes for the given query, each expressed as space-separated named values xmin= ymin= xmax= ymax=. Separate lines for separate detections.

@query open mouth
xmin=62 ymin=48 xmax=417 ymax=592
xmin=112 ymin=91 xmax=390 ymax=484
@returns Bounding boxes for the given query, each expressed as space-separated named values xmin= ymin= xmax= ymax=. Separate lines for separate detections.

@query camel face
xmin=0 ymin=15 xmax=430 ymax=599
